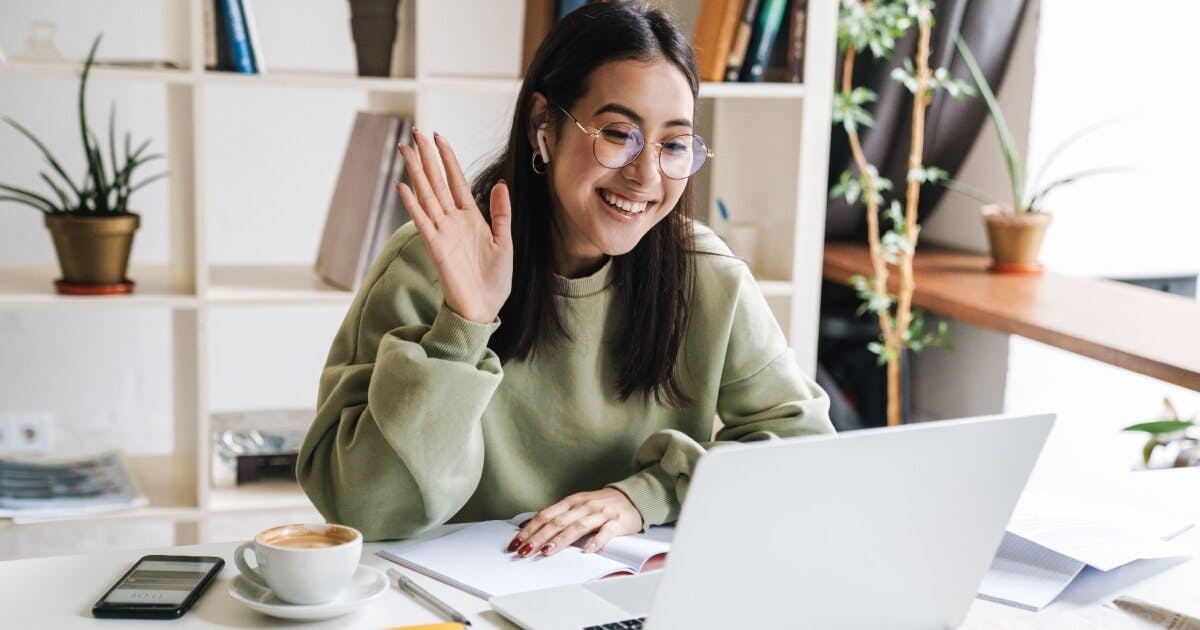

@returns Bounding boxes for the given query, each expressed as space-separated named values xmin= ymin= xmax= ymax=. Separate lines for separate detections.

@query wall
xmin=915 ymin=0 xmax=1200 ymax=482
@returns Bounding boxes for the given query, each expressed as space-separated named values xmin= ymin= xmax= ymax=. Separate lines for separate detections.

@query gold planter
xmin=981 ymin=205 xmax=1051 ymax=274
xmin=44 ymin=213 xmax=140 ymax=294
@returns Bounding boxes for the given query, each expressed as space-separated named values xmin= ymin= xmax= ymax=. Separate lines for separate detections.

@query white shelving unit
xmin=0 ymin=0 xmax=836 ymax=544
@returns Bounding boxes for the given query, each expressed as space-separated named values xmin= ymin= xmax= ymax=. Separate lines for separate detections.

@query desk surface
xmin=822 ymin=241 xmax=1200 ymax=391
xmin=2 ymin=469 xmax=1198 ymax=629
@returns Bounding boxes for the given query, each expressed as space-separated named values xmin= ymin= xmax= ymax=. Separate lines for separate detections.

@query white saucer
xmin=227 ymin=564 xmax=388 ymax=621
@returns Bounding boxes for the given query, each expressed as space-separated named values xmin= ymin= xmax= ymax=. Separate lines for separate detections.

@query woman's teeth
xmin=601 ymin=190 xmax=649 ymax=214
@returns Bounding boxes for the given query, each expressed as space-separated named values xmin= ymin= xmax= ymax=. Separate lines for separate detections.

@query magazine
xmin=0 ymin=450 xmax=148 ymax=522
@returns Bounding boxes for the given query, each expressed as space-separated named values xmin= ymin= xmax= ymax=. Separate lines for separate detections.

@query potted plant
xmin=0 ymin=35 xmax=167 ymax=295
xmin=1122 ymin=397 xmax=1199 ymax=470
xmin=946 ymin=35 xmax=1124 ymax=273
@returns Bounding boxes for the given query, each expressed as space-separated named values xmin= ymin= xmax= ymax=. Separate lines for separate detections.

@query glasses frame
xmin=550 ymin=102 xmax=714 ymax=180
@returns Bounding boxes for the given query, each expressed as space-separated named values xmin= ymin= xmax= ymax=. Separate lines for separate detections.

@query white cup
xmin=234 ymin=523 xmax=363 ymax=605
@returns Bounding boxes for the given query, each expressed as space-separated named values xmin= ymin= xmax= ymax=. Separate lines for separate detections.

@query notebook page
xmin=507 ymin=511 xmax=675 ymax=570
xmin=976 ymin=532 xmax=1085 ymax=611
xmin=378 ymin=520 xmax=632 ymax=599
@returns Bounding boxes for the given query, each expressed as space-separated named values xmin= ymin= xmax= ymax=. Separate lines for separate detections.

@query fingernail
xmin=498 ymin=178 xmax=507 ymax=186
xmin=540 ymin=543 xmax=555 ymax=555
xmin=433 ymin=131 xmax=440 ymax=139
xmin=518 ymin=543 xmax=533 ymax=557
xmin=507 ymin=537 xmax=521 ymax=552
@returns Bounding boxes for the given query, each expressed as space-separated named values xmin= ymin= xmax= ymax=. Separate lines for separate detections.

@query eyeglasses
xmin=552 ymin=102 xmax=714 ymax=180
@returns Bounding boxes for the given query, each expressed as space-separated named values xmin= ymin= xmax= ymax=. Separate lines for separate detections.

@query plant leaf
xmin=1 ymin=115 xmax=84 ymax=202
xmin=1030 ymin=114 xmax=1132 ymax=195
xmin=79 ymin=35 xmax=105 ymax=214
xmin=127 ymin=171 xmax=169 ymax=195
xmin=0 ymin=183 xmax=56 ymax=212
xmin=941 ymin=177 xmax=999 ymax=206
xmin=38 ymin=172 xmax=70 ymax=210
xmin=0 ymin=195 xmax=54 ymax=213
xmin=1025 ymin=166 xmax=1132 ymax=212
xmin=1121 ymin=420 xmax=1195 ymax=435
xmin=954 ymin=34 xmax=1024 ymax=212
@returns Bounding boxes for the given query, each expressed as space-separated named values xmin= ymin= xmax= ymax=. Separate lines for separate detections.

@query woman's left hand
xmin=509 ymin=488 xmax=643 ymax=557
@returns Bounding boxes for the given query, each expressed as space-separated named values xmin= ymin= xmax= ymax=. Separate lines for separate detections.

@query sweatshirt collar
xmin=551 ymin=257 xmax=614 ymax=297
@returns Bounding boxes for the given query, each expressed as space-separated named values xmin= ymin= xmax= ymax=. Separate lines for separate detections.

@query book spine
xmin=786 ymin=0 xmax=806 ymax=83
xmin=724 ymin=0 xmax=761 ymax=82
xmin=741 ymin=0 xmax=787 ymax=82
xmin=693 ymin=0 xmax=743 ymax=83
xmin=556 ymin=0 xmax=588 ymax=21
xmin=241 ymin=0 xmax=266 ymax=73
xmin=213 ymin=0 xmax=232 ymax=70
xmin=217 ymin=0 xmax=255 ymax=73
xmin=202 ymin=0 xmax=218 ymax=69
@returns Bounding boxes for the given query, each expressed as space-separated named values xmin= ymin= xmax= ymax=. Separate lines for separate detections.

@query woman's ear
xmin=528 ymin=92 xmax=553 ymax=159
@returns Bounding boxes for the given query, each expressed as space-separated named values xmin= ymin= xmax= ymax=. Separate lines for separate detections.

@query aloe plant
xmin=946 ymin=34 xmax=1124 ymax=214
xmin=0 ymin=34 xmax=168 ymax=215
xmin=1122 ymin=397 xmax=1199 ymax=469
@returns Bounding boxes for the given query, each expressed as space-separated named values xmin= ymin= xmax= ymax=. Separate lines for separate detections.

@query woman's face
xmin=537 ymin=58 xmax=695 ymax=277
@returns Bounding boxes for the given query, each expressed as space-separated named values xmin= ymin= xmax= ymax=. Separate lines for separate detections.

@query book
xmin=241 ymin=0 xmax=267 ymax=73
xmin=723 ymin=0 xmax=760 ymax=82
xmin=315 ymin=112 xmax=407 ymax=291
xmin=215 ymin=0 xmax=256 ymax=73
xmin=556 ymin=0 xmax=589 ymax=21
xmin=0 ymin=451 xmax=148 ymax=523
xmin=522 ymin=0 xmax=556 ymax=75
xmin=363 ymin=119 xmax=414 ymax=272
xmin=785 ymin=0 xmax=806 ymax=82
xmin=692 ymin=0 xmax=743 ymax=83
xmin=379 ymin=514 xmax=672 ymax=599
xmin=739 ymin=0 xmax=787 ymax=82
xmin=202 ymin=0 xmax=218 ymax=69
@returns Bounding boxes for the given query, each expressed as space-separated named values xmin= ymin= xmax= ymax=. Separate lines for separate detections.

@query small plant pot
xmin=44 ymin=213 xmax=139 ymax=294
xmin=981 ymin=204 xmax=1051 ymax=274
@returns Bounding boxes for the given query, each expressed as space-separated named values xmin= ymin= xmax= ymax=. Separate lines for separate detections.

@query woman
xmin=297 ymin=2 xmax=833 ymax=557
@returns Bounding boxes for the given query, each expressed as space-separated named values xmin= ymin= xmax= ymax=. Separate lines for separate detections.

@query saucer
xmin=228 ymin=564 xmax=388 ymax=620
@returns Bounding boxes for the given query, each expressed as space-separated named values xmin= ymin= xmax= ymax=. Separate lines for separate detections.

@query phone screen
xmin=101 ymin=558 xmax=222 ymax=607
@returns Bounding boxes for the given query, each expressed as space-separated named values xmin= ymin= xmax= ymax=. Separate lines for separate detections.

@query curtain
xmin=824 ymin=0 xmax=1030 ymax=238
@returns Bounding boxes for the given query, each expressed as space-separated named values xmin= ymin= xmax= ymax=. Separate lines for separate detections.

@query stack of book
xmin=524 ymin=1 xmax=806 ymax=84
xmin=314 ymin=112 xmax=415 ymax=291
xmin=204 ymin=0 xmax=266 ymax=73
xmin=694 ymin=0 xmax=807 ymax=83
xmin=0 ymin=451 xmax=148 ymax=524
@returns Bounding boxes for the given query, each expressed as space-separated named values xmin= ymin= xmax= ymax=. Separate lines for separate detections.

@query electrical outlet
xmin=0 ymin=412 xmax=52 ymax=455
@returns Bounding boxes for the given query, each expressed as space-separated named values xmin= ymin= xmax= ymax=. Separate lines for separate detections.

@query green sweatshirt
xmin=298 ymin=221 xmax=833 ymax=542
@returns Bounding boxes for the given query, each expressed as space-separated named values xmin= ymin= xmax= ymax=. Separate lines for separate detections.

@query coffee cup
xmin=234 ymin=523 xmax=362 ymax=605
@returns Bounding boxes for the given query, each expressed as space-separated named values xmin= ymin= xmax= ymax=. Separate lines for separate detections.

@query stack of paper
xmin=977 ymin=490 xmax=1194 ymax=610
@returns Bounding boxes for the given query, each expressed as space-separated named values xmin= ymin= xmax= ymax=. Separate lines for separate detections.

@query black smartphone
xmin=92 ymin=554 xmax=225 ymax=619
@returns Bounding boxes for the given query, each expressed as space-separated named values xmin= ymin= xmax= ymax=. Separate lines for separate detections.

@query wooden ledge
xmin=822 ymin=241 xmax=1200 ymax=391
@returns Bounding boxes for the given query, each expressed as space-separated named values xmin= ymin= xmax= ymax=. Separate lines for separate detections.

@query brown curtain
xmin=825 ymin=0 xmax=1030 ymax=238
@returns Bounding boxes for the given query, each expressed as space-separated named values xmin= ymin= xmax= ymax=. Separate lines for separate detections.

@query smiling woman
xmin=297 ymin=2 xmax=834 ymax=558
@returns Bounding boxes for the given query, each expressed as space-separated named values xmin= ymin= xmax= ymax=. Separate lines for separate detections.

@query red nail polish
xmin=540 ymin=543 xmax=554 ymax=554
xmin=507 ymin=537 xmax=521 ymax=552
xmin=518 ymin=543 xmax=533 ymax=556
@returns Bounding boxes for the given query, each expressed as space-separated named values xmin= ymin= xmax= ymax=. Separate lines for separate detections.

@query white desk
xmin=2 ymin=468 xmax=1197 ymax=629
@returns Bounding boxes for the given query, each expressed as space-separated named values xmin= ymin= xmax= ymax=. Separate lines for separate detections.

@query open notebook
xmin=378 ymin=513 xmax=673 ymax=599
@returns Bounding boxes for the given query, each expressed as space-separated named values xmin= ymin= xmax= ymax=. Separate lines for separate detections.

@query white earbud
xmin=536 ymin=124 xmax=551 ymax=164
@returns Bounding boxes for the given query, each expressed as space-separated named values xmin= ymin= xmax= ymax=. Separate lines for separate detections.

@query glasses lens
xmin=660 ymin=134 xmax=708 ymax=180
xmin=594 ymin=122 xmax=644 ymax=169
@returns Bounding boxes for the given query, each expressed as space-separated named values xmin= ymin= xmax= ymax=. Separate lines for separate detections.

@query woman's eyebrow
xmin=592 ymin=102 xmax=692 ymax=128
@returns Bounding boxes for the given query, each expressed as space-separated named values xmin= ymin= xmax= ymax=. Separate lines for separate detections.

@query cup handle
xmin=234 ymin=542 xmax=269 ymax=589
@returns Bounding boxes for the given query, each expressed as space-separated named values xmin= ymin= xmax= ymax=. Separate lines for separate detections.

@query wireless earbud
xmin=536 ymin=124 xmax=551 ymax=164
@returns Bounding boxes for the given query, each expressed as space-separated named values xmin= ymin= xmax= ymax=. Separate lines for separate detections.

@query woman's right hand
xmin=396 ymin=129 xmax=513 ymax=323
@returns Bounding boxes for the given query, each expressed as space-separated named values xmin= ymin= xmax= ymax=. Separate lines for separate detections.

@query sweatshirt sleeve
xmin=608 ymin=258 xmax=834 ymax=528
xmin=297 ymin=229 xmax=504 ymax=541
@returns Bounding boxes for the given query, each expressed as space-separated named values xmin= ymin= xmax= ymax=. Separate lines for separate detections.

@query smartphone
xmin=92 ymin=554 xmax=225 ymax=619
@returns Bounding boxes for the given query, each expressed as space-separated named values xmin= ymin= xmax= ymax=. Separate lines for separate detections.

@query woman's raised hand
xmin=396 ymin=129 xmax=513 ymax=323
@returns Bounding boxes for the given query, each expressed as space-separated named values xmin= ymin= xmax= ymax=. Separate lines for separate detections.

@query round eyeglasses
xmin=552 ymin=103 xmax=714 ymax=180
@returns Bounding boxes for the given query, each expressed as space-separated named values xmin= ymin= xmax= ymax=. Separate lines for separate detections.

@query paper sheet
xmin=976 ymin=532 xmax=1085 ymax=611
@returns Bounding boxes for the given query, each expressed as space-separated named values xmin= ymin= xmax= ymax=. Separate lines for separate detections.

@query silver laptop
xmin=489 ymin=413 xmax=1055 ymax=630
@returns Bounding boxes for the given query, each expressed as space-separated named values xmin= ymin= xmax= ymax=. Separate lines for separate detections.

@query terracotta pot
xmin=44 ymin=213 xmax=139 ymax=292
xmin=981 ymin=204 xmax=1051 ymax=274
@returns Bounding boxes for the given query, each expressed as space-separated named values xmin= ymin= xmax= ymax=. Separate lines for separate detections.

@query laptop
xmin=489 ymin=412 xmax=1055 ymax=630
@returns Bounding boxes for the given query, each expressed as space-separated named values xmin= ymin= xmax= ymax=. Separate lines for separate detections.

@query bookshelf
xmin=0 ymin=0 xmax=837 ymax=546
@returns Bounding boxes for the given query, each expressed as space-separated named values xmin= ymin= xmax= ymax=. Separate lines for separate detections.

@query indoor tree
xmin=830 ymin=0 xmax=971 ymax=425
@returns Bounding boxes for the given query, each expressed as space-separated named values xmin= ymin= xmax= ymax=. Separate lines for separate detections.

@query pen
xmin=387 ymin=568 xmax=473 ymax=627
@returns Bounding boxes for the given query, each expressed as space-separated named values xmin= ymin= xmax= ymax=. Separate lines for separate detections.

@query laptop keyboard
xmin=584 ymin=618 xmax=646 ymax=629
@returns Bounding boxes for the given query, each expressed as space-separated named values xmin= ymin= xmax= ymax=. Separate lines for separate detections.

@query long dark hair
xmin=471 ymin=3 xmax=700 ymax=408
